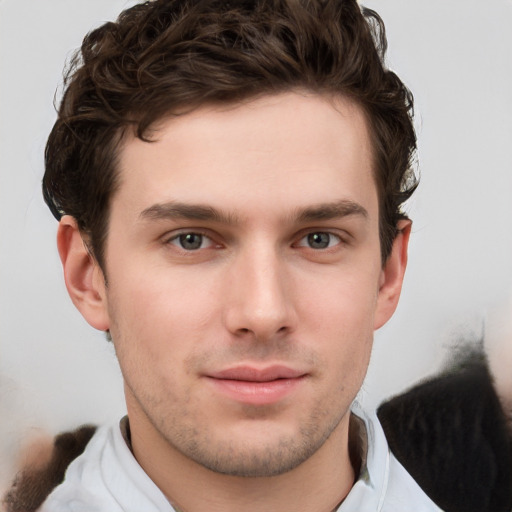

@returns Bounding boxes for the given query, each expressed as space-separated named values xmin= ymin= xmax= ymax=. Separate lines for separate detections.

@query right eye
xmin=167 ymin=232 xmax=215 ymax=251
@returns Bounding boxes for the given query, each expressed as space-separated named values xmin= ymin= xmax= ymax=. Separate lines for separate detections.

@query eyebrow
xmin=295 ymin=200 xmax=368 ymax=222
xmin=140 ymin=199 xmax=368 ymax=224
xmin=140 ymin=202 xmax=239 ymax=224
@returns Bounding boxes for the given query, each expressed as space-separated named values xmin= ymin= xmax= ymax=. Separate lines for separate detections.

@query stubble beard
xmin=141 ymin=392 xmax=349 ymax=478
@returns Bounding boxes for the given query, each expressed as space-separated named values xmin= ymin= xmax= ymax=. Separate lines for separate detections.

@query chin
xmin=182 ymin=436 xmax=321 ymax=478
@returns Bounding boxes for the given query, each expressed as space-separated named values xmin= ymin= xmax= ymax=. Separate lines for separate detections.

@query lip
xmin=205 ymin=365 xmax=307 ymax=405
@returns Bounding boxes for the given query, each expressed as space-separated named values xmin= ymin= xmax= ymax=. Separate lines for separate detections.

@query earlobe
xmin=374 ymin=219 xmax=412 ymax=330
xmin=57 ymin=216 xmax=110 ymax=331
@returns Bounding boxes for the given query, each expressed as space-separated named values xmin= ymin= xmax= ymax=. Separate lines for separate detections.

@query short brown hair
xmin=43 ymin=0 xmax=417 ymax=269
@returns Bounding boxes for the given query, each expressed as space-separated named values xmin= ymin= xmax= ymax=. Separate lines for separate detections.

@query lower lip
xmin=206 ymin=376 xmax=305 ymax=405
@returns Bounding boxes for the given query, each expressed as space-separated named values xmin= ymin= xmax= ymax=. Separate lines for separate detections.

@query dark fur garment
xmin=378 ymin=350 xmax=512 ymax=512
xmin=3 ymin=425 xmax=96 ymax=512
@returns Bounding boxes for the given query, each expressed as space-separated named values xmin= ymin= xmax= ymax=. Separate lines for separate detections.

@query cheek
xmin=298 ymin=271 xmax=377 ymax=380
xmin=300 ymin=267 xmax=379 ymax=332
xmin=106 ymin=267 xmax=221 ymax=362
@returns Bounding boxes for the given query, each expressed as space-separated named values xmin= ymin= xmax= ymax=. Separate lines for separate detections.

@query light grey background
xmin=1 ymin=0 xmax=512 ymax=488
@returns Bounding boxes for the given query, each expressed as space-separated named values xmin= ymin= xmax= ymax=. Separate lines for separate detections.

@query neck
xmin=127 ymin=410 xmax=358 ymax=512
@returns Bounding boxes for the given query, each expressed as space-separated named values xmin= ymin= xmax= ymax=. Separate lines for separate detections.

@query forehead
xmin=115 ymin=92 xmax=377 ymax=223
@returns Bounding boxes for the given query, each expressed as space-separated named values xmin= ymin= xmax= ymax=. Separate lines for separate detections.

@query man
xmin=19 ymin=0 xmax=441 ymax=510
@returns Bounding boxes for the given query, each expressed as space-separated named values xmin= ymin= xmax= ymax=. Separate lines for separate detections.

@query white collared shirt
xmin=40 ymin=406 xmax=442 ymax=512
xmin=337 ymin=403 xmax=442 ymax=511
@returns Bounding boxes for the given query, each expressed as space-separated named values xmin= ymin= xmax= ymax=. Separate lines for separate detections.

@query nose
xmin=223 ymin=245 xmax=297 ymax=342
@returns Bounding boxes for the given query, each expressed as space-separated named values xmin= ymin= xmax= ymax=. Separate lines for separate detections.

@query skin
xmin=58 ymin=92 xmax=410 ymax=512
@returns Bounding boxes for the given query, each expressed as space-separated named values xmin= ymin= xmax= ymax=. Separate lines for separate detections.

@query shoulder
xmin=348 ymin=406 xmax=441 ymax=511
xmin=38 ymin=420 xmax=171 ymax=512
xmin=382 ymin=453 xmax=443 ymax=512
xmin=37 ymin=424 xmax=121 ymax=512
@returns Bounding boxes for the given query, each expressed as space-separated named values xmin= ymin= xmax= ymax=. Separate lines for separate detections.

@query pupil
xmin=180 ymin=233 xmax=202 ymax=250
xmin=308 ymin=232 xmax=329 ymax=249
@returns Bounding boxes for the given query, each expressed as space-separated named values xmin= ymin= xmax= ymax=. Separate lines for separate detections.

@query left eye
xmin=297 ymin=232 xmax=341 ymax=249
xmin=168 ymin=232 xmax=214 ymax=251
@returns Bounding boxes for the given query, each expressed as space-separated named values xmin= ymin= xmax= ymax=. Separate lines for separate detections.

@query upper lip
xmin=207 ymin=365 xmax=307 ymax=382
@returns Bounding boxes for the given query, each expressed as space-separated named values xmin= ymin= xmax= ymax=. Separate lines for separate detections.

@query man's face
xmin=86 ymin=93 xmax=403 ymax=476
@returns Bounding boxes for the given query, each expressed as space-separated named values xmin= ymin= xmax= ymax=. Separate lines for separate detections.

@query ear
xmin=374 ymin=219 xmax=411 ymax=330
xmin=57 ymin=216 xmax=110 ymax=331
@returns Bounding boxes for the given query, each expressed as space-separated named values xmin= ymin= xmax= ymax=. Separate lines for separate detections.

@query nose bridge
xmin=225 ymin=239 xmax=294 ymax=339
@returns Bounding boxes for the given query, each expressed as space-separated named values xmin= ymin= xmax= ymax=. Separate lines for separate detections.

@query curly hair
xmin=43 ymin=0 xmax=417 ymax=269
